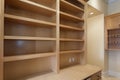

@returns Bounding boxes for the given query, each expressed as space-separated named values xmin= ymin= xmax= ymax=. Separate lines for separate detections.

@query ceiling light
xmin=90 ymin=12 xmax=94 ymax=15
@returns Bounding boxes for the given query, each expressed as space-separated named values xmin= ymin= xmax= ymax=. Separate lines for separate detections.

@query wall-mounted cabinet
xmin=0 ymin=0 xmax=87 ymax=80
xmin=105 ymin=13 xmax=120 ymax=50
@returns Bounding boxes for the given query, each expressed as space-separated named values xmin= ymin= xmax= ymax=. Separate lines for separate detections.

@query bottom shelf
xmin=19 ymin=64 xmax=101 ymax=80
xmin=4 ymin=56 xmax=56 ymax=80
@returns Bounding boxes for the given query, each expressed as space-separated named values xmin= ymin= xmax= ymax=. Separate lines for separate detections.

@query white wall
xmin=88 ymin=0 xmax=107 ymax=15
xmin=107 ymin=0 xmax=120 ymax=77
xmin=108 ymin=51 xmax=120 ymax=78
xmin=108 ymin=0 xmax=120 ymax=15
xmin=87 ymin=14 xmax=104 ymax=69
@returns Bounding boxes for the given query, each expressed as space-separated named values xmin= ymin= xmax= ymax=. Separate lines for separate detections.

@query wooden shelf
xmin=6 ymin=0 xmax=56 ymax=16
xmin=60 ymin=38 xmax=84 ymax=42
xmin=4 ymin=52 xmax=56 ymax=62
xmin=107 ymin=28 xmax=120 ymax=31
xmin=60 ymin=24 xmax=84 ymax=31
xmin=60 ymin=0 xmax=84 ymax=13
xmin=4 ymin=36 xmax=56 ymax=41
xmin=5 ymin=14 xmax=56 ymax=27
xmin=60 ymin=11 xmax=84 ymax=22
xmin=78 ymin=0 xmax=86 ymax=6
xmin=60 ymin=50 xmax=84 ymax=54
xmin=106 ymin=49 xmax=120 ymax=51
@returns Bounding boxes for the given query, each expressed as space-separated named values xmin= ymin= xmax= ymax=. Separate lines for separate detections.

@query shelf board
xmin=5 ymin=14 xmax=56 ymax=27
xmin=4 ymin=36 xmax=56 ymax=41
xmin=60 ymin=24 xmax=84 ymax=31
xmin=60 ymin=50 xmax=84 ymax=54
xmin=60 ymin=11 xmax=84 ymax=22
xmin=4 ymin=52 xmax=56 ymax=62
xmin=78 ymin=0 xmax=86 ymax=6
xmin=6 ymin=0 xmax=56 ymax=16
xmin=60 ymin=38 xmax=84 ymax=42
xmin=107 ymin=28 xmax=120 ymax=31
xmin=106 ymin=49 xmax=120 ymax=51
xmin=60 ymin=0 xmax=84 ymax=13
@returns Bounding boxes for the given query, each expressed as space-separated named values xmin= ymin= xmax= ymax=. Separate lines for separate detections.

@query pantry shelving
xmin=0 ymin=0 xmax=87 ymax=80
xmin=60 ymin=0 xmax=85 ymax=69
xmin=105 ymin=13 xmax=120 ymax=50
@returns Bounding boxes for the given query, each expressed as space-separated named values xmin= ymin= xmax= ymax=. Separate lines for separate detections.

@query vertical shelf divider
xmin=0 ymin=0 xmax=4 ymax=80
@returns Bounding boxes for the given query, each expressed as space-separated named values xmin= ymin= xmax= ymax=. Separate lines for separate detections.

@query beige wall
xmin=87 ymin=14 xmax=104 ymax=69
xmin=108 ymin=0 xmax=120 ymax=15
xmin=88 ymin=0 xmax=107 ymax=15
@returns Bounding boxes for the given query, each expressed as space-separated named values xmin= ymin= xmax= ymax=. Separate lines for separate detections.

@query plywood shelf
xmin=60 ymin=50 xmax=84 ymax=54
xmin=6 ymin=0 xmax=56 ymax=16
xmin=4 ymin=36 xmax=56 ymax=41
xmin=4 ymin=52 xmax=56 ymax=62
xmin=5 ymin=14 xmax=56 ymax=27
xmin=60 ymin=24 xmax=84 ymax=31
xmin=106 ymin=49 xmax=120 ymax=51
xmin=107 ymin=28 xmax=120 ymax=31
xmin=78 ymin=0 xmax=86 ymax=6
xmin=60 ymin=11 xmax=84 ymax=22
xmin=60 ymin=0 xmax=84 ymax=13
xmin=60 ymin=38 xmax=84 ymax=42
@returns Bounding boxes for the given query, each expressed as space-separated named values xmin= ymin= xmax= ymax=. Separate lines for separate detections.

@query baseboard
xmin=108 ymin=70 xmax=120 ymax=78
xmin=102 ymin=71 xmax=108 ymax=76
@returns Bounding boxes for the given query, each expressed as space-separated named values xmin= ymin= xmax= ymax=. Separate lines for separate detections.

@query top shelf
xmin=5 ymin=0 xmax=56 ymax=16
xmin=60 ymin=0 xmax=84 ymax=13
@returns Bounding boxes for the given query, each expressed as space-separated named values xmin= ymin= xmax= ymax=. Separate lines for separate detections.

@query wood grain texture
xmin=0 ymin=0 xmax=4 ymax=80
xmin=5 ymin=0 xmax=56 ymax=16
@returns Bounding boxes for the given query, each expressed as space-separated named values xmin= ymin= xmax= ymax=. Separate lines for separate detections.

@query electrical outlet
xmin=69 ymin=58 xmax=72 ymax=63
xmin=72 ymin=57 xmax=75 ymax=62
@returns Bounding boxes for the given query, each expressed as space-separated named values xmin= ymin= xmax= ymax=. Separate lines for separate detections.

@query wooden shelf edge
xmin=60 ymin=50 xmax=84 ymax=54
xmin=5 ymin=14 xmax=56 ymax=27
xmin=106 ymin=49 xmax=120 ymax=51
xmin=107 ymin=28 xmax=120 ymax=31
xmin=60 ymin=24 xmax=84 ymax=31
xmin=60 ymin=38 xmax=84 ymax=42
xmin=77 ymin=0 xmax=86 ymax=6
xmin=19 ymin=0 xmax=56 ymax=12
xmin=60 ymin=11 xmax=84 ymax=21
xmin=4 ymin=52 xmax=56 ymax=62
xmin=4 ymin=36 xmax=56 ymax=41
xmin=61 ymin=0 xmax=84 ymax=12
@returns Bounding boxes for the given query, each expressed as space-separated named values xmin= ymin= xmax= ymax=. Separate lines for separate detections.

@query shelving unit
xmin=0 ymin=0 xmax=88 ymax=80
xmin=105 ymin=13 xmax=120 ymax=50
xmin=60 ymin=0 xmax=85 ymax=69
xmin=4 ymin=0 xmax=57 ymax=80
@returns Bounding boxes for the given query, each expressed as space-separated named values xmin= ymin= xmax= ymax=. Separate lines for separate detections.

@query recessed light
xmin=90 ymin=12 xmax=94 ymax=15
